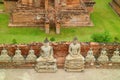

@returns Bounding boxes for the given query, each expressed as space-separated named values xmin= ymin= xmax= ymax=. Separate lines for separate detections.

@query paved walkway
xmin=0 ymin=69 xmax=120 ymax=80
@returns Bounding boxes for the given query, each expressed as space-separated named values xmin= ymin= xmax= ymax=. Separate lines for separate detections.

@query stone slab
xmin=0 ymin=69 xmax=120 ymax=80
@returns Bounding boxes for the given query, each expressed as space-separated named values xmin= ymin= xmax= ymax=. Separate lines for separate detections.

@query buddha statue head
xmin=43 ymin=38 xmax=49 ymax=47
xmin=73 ymin=37 xmax=78 ymax=45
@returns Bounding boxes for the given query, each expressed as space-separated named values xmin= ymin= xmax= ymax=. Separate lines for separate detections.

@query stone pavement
xmin=0 ymin=69 xmax=120 ymax=80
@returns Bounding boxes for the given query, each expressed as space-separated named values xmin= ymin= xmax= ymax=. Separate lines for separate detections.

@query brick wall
xmin=4 ymin=0 xmax=17 ymax=13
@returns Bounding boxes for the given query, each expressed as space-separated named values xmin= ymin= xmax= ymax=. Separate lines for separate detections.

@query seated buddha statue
xmin=12 ymin=47 xmax=25 ymax=64
xmin=35 ymin=38 xmax=57 ymax=73
xmin=64 ymin=37 xmax=85 ymax=72
xmin=98 ymin=48 xmax=109 ymax=63
xmin=26 ymin=47 xmax=37 ymax=62
xmin=85 ymin=48 xmax=95 ymax=65
xmin=0 ymin=47 xmax=11 ymax=62
xmin=111 ymin=48 xmax=120 ymax=62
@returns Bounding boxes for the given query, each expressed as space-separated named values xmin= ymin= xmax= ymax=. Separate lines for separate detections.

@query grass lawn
xmin=0 ymin=3 xmax=4 ymax=10
xmin=0 ymin=0 xmax=120 ymax=44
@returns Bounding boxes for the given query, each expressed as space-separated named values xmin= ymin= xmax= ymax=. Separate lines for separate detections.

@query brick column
xmin=45 ymin=0 xmax=48 ymax=11
xmin=56 ymin=22 xmax=60 ymax=34
xmin=28 ymin=0 xmax=33 ymax=6
xmin=45 ymin=22 xmax=50 ymax=34
xmin=21 ymin=0 xmax=28 ymax=5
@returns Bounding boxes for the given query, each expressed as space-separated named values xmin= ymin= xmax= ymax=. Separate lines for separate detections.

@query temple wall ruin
xmin=4 ymin=0 xmax=17 ymax=13
xmin=110 ymin=0 xmax=120 ymax=16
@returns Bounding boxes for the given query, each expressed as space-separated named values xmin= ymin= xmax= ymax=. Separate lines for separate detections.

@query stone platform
xmin=8 ymin=23 xmax=44 ymax=28
xmin=0 ymin=69 xmax=120 ymax=80
xmin=34 ymin=62 xmax=57 ymax=73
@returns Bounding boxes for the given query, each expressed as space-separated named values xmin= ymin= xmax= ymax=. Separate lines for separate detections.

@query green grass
xmin=0 ymin=0 xmax=120 ymax=44
xmin=0 ymin=4 xmax=4 ymax=10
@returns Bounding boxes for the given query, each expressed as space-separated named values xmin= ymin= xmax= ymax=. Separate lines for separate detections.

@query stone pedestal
xmin=35 ymin=61 xmax=57 ymax=73
xmin=64 ymin=59 xmax=84 ymax=72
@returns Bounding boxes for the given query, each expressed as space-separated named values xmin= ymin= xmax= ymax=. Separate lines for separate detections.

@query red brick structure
xmin=110 ymin=0 xmax=120 ymax=16
xmin=0 ymin=42 xmax=119 ymax=69
xmin=4 ymin=0 xmax=95 ymax=34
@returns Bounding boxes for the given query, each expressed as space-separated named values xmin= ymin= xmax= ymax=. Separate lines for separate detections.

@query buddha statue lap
xmin=35 ymin=38 xmax=57 ymax=73
xmin=111 ymin=48 xmax=120 ymax=62
xmin=0 ymin=47 xmax=11 ymax=62
xmin=64 ymin=37 xmax=85 ymax=72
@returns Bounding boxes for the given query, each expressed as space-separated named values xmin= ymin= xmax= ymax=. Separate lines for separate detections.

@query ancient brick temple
xmin=110 ymin=0 xmax=120 ymax=16
xmin=4 ymin=0 xmax=95 ymax=34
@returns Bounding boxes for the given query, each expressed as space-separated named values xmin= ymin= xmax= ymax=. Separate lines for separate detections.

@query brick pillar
xmin=45 ymin=23 xmax=50 ymax=34
xmin=56 ymin=22 xmax=60 ymax=34
xmin=21 ymin=0 xmax=28 ymax=5
xmin=28 ymin=0 xmax=33 ymax=6
xmin=45 ymin=0 xmax=48 ymax=11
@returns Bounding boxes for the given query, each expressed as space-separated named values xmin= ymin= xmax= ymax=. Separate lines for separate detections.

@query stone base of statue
xmin=111 ymin=56 xmax=120 ymax=62
xmin=98 ymin=55 xmax=109 ymax=63
xmin=64 ymin=59 xmax=84 ymax=72
xmin=12 ymin=58 xmax=25 ymax=65
xmin=35 ymin=61 xmax=57 ymax=73
xmin=0 ymin=57 xmax=11 ymax=63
